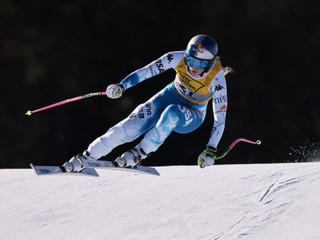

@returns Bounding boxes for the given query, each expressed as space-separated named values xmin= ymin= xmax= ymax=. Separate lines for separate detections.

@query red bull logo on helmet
xmin=192 ymin=44 xmax=205 ymax=53
xmin=191 ymin=44 xmax=214 ymax=60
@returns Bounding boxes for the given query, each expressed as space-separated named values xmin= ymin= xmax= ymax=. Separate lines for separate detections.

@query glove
xmin=197 ymin=146 xmax=217 ymax=168
xmin=106 ymin=84 xmax=124 ymax=99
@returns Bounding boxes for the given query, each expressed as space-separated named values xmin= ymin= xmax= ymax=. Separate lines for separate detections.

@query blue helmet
xmin=185 ymin=34 xmax=218 ymax=71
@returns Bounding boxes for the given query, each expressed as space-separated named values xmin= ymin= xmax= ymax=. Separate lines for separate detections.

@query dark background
xmin=1 ymin=0 xmax=319 ymax=168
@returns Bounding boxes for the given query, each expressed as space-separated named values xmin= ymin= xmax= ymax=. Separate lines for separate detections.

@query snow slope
xmin=1 ymin=162 xmax=320 ymax=240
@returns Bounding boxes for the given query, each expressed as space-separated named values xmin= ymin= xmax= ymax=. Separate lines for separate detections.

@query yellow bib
xmin=174 ymin=58 xmax=224 ymax=104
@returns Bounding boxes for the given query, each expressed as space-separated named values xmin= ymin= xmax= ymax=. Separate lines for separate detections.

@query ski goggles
xmin=185 ymin=54 xmax=210 ymax=70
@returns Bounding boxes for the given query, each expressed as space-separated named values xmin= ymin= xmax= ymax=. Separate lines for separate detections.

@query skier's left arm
xmin=198 ymin=70 xmax=228 ymax=168
xmin=208 ymin=70 xmax=228 ymax=150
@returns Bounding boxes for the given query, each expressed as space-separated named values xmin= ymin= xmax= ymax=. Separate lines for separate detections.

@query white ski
xmin=82 ymin=159 xmax=160 ymax=176
xmin=30 ymin=164 xmax=99 ymax=177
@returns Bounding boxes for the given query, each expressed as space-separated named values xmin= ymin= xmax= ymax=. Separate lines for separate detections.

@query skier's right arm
xmin=106 ymin=51 xmax=184 ymax=99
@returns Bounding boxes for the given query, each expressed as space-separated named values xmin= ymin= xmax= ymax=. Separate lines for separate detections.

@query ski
xmin=82 ymin=159 xmax=160 ymax=176
xmin=30 ymin=164 xmax=99 ymax=177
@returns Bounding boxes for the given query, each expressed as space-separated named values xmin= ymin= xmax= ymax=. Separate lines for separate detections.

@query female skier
xmin=63 ymin=34 xmax=231 ymax=171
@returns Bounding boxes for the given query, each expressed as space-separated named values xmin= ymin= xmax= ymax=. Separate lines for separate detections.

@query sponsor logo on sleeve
xmin=155 ymin=59 xmax=165 ymax=73
xmin=214 ymin=84 xmax=225 ymax=92
xmin=220 ymin=105 xmax=227 ymax=111
xmin=213 ymin=95 xmax=227 ymax=104
xmin=167 ymin=54 xmax=173 ymax=64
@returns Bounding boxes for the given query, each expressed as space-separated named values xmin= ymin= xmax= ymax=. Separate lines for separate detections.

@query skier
xmin=63 ymin=34 xmax=231 ymax=171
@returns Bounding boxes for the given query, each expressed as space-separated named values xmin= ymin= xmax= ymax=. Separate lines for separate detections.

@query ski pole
xmin=215 ymin=138 xmax=261 ymax=160
xmin=25 ymin=92 xmax=106 ymax=116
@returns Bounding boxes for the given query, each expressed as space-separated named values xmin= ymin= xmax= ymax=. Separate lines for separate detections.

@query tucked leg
xmin=140 ymin=104 xmax=203 ymax=154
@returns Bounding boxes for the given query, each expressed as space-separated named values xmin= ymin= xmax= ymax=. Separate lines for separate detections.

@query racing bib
xmin=174 ymin=58 xmax=223 ymax=104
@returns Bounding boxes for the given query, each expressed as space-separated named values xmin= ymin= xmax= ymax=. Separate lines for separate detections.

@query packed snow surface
xmin=1 ymin=162 xmax=320 ymax=240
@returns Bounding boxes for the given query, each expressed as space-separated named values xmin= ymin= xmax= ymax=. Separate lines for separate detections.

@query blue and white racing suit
xmin=87 ymin=51 xmax=228 ymax=159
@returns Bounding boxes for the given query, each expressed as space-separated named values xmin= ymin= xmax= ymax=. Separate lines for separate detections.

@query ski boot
xmin=114 ymin=144 xmax=149 ymax=168
xmin=63 ymin=151 xmax=93 ymax=172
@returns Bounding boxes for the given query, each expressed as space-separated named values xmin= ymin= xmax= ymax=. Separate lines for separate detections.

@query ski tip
xmin=148 ymin=168 xmax=160 ymax=176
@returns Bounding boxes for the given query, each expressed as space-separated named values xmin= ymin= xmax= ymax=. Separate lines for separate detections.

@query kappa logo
xmin=167 ymin=54 xmax=173 ymax=64
xmin=215 ymin=84 xmax=224 ymax=91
